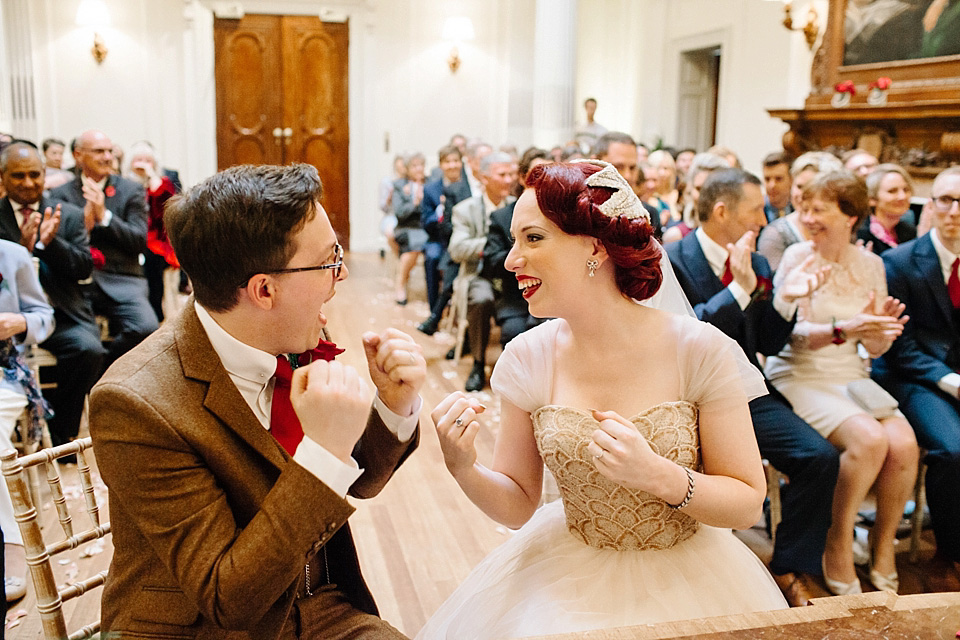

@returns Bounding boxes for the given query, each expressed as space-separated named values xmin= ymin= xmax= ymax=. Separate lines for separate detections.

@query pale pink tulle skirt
xmin=416 ymin=500 xmax=787 ymax=640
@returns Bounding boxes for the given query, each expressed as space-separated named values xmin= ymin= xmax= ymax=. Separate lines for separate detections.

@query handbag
xmin=847 ymin=378 xmax=899 ymax=420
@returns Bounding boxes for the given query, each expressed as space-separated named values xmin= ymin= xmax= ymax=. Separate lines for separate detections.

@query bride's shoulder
xmin=673 ymin=315 xmax=738 ymax=352
xmin=501 ymin=319 xmax=562 ymax=359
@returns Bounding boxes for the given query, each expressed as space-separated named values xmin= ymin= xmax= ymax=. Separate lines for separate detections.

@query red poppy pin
xmin=104 ymin=185 xmax=116 ymax=198
xmin=91 ymin=248 xmax=106 ymax=269
xmin=751 ymin=276 xmax=773 ymax=303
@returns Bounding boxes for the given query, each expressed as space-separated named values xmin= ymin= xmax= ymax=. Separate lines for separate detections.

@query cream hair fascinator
xmin=572 ymin=159 xmax=650 ymax=222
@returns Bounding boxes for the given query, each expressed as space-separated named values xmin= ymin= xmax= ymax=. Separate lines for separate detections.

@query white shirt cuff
xmin=292 ymin=436 xmax=363 ymax=499
xmin=727 ymin=282 xmax=751 ymax=310
xmin=937 ymin=373 xmax=960 ymax=398
xmin=374 ymin=393 xmax=421 ymax=443
xmin=773 ymin=292 xmax=798 ymax=321
xmin=100 ymin=209 xmax=113 ymax=226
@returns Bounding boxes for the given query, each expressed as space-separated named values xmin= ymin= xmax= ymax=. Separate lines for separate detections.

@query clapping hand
xmin=431 ymin=391 xmax=486 ymax=476
xmin=37 ymin=205 xmax=62 ymax=247
xmin=290 ymin=359 xmax=371 ymax=463
xmin=777 ymin=254 xmax=831 ymax=303
xmin=17 ymin=208 xmax=41 ymax=252
xmin=362 ymin=328 xmax=425 ymax=418
xmin=841 ymin=291 xmax=909 ymax=356
xmin=726 ymin=230 xmax=758 ymax=294
xmin=588 ymin=409 xmax=665 ymax=493
xmin=81 ymin=175 xmax=106 ymax=230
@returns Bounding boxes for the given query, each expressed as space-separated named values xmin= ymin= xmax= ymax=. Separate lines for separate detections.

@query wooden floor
xmin=4 ymin=251 xmax=954 ymax=638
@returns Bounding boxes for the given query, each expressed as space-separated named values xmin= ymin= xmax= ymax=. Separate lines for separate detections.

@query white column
xmin=532 ymin=0 xmax=577 ymax=149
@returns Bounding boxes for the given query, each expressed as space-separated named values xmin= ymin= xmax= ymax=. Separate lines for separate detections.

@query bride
xmin=418 ymin=160 xmax=787 ymax=639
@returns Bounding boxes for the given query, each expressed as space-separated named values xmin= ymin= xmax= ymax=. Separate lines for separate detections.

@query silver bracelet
xmin=668 ymin=466 xmax=695 ymax=510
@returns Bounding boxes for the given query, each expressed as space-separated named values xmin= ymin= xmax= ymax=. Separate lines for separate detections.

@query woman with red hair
xmin=418 ymin=161 xmax=786 ymax=639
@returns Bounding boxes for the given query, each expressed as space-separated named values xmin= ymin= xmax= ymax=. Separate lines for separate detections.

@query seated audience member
xmin=859 ymin=164 xmax=917 ymax=255
xmin=125 ymin=141 xmax=178 ymax=323
xmin=765 ymin=171 xmax=916 ymax=596
xmin=591 ymin=132 xmax=662 ymax=239
xmin=49 ymin=129 xmax=158 ymax=368
xmin=378 ymin=154 xmax=406 ymax=257
xmin=41 ymin=137 xmax=72 ymax=191
xmin=481 ymin=147 xmax=549 ymax=349
xmin=448 ymin=151 xmax=517 ymax=392
xmin=674 ymin=147 xmax=696 ymax=182
xmin=90 ymin=162 xmax=423 ymax=638
xmin=420 ymin=145 xmax=464 ymax=315
xmin=0 ymin=238 xmax=54 ymax=603
xmin=871 ymin=166 xmax=960 ymax=591
xmin=647 ymin=150 xmax=680 ymax=229
xmin=667 ymin=168 xmax=839 ymax=607
xmin=758 ymin=151 xmax=842 ymax=272
xmin=0 ymin=142 xmax=104 ymax=449
xmin=763 ymin=151 xmax=794 ymax=222
xmin=662 ymin=152 xmax=729 ymax=244
xmin=707 ymin=144 xmax=741 ymax=169
xmin=391 ymin=152 xmax=428 ymax=305
xmin=842 ymin=149 xmax=879 ymax=179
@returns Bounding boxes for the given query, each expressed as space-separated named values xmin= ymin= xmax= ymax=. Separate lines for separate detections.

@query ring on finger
xmin=595 ymin=449 xmax=604 ymax=460
xmin=455 ymin=417 xmax=464 ymax=427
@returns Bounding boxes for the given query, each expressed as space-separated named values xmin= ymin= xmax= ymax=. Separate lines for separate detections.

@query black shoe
xmin=418 ymin=316 xmax=439 ymax=336
xmin=465 ymin=363 xmax=485 ymax=392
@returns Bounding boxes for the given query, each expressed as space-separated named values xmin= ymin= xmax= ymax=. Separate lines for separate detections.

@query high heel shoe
xmin=868 ymin=550 xmax=899 ymax=592
xmin=821 ymin=557 xmax=862 ymax=596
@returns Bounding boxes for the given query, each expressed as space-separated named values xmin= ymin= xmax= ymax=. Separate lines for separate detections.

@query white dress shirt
xmin=194 ymin=302 xmax=419 ymax=497
xmin=929 ymin=228 xmax=960 ymax=397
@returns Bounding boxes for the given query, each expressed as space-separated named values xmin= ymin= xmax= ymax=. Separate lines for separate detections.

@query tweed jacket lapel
xmin=175 ymin=300 xmax=289 ymax=471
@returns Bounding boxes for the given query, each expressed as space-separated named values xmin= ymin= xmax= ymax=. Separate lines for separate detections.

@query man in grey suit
xmin=448 ymin=151 xmax=517 ymax=392
xmin=0 ymin=142 xmax=105 ymax=448
xmin=49 ymin=129 xmax=158 ymax=367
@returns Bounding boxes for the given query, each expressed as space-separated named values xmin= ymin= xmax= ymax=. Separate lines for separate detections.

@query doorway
xmin=676 ymin=46 xmax=720 ymax=152
xmin=214 ymin=14 xmax=350 ymax=246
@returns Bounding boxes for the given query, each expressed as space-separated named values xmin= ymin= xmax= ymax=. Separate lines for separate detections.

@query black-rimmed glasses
xmin=933 ymin=195 xmax=960 ymax=212
xmin=240 ymin=243 xmax=343 ymax=288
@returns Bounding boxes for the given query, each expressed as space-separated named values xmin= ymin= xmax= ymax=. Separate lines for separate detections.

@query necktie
xmin=949 ymin=258 xmax=960 ymax=309
xmin=269 ymin=341 xmax=345 ymax=455
xmin=21 ymin=206 xmax=34 ymax=229
xmin=721 ymin=257 xmax=734 ymax=286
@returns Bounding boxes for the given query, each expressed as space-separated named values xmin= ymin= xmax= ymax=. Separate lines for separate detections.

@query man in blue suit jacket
xmin=667 ymin=168 xmax=839 ymax=606
xmin=49 ymin=130 xmax=158 ymax=368
xmin=872 ymin=167 xmax=960 ymax=589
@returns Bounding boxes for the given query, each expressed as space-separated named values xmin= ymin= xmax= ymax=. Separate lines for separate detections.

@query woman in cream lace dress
xmin=417 ymin=161 xmax=787 ymax=640
xmin=765 ymin=171 xmax=917 ymax=596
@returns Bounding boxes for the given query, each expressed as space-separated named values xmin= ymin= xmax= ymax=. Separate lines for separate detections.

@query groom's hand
xmin=291 ymin=360 xmax=370 ymax=463
xmin=362 ymin=328 xmax=425 ymax=418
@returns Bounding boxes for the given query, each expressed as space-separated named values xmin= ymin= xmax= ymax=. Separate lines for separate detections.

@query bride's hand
xmin=431 ymin=391 xmax=486 ymax=477
xmin=589 ymin=409 xmax=667 ymax=493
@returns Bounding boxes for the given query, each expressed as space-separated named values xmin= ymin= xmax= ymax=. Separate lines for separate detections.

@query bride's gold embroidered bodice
xmin=533 ymin=402 xmax=701 ymax=551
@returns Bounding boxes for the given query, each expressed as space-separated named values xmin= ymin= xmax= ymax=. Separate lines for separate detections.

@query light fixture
xmin=442 ymin=17 xmax=475 ymax=73
xmin=782 ymin=1 xmax=819 ymax=50
xmin=76 ymin=0 xmax=110 ymax=64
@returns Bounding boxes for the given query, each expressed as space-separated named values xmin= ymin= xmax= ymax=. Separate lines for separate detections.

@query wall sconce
xmin=442 ymin=17 xmax=475 ymax=73
xmin=76 ymin=0 xmax=110 ymax=64
xmin=782 ymin=1 xmax=819 ymax=49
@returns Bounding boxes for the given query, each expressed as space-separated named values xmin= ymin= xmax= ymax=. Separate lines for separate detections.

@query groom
xmin=90 ymin=163 xmax=423 ymax=638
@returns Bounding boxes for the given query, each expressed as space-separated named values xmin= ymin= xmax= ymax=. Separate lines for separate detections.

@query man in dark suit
xmin=872 ymin=166 xmax=960 ymax=590
xmin=762 ymin=151 xmax=793 ymax=223
xmin=90 ymin=163 xmax=423 ymax=638
xmin=667 ymin=168 xmax=839 ymax=606
xmin=48 ymin=129 xmax=158 ymax=368
xmin=420 ymin=145 xmax=465 ymax=316
xmin=0 ymin=142 xmax=105 ymax=447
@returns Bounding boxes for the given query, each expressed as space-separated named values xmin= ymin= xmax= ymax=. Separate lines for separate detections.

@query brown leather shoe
xmin=772 ymin=571 xmax=813 ymax=607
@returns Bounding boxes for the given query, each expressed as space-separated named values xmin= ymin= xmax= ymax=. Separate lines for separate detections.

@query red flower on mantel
xmin=834 ymin=80 xmax=857 ymax=95
xmin=104 ymin=185 xmax=116 ymax=198
xmin=869 ymin=77 xmax=892 ymax=90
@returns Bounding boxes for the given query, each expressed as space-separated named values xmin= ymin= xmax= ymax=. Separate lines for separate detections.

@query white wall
xmin=8 ymin=0 xmax=819 ymax=250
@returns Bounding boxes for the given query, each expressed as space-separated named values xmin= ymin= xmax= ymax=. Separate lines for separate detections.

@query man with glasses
xmin=49 ymin=129 xmax=157 ymax=367
xmin=89 ymin=163 xmax=424 ymax=638
xmin=872 ymin=166 xmax=960 ymax=592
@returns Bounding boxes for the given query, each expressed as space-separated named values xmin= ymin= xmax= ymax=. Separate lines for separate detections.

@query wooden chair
xmin=1 ymin=438 xmax=109 ymax=640
xmin=13 ymin=343 xmax=57 ymax=508
xmin=440 ymin=271 xmax=471 ymax=362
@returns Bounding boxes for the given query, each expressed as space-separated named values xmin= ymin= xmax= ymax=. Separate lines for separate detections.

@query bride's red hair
xmin=525 ymin=162 xmax=662 ymax=302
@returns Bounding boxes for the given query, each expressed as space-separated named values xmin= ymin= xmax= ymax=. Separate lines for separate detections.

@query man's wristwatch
xmin=831 ymin=318 xmax=847 ymax=345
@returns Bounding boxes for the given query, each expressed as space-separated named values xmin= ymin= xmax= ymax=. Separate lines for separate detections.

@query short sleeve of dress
xmin=863 ymin=248 xmax=888 ymax=299
xmin=490 ymin=320 xmax=559 ymax=413
xmin=677 ymin=318 xmax=767 ymax=408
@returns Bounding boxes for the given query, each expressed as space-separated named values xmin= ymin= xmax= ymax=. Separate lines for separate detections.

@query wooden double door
xmin=214 ymin=14 xmax=350 ymax=245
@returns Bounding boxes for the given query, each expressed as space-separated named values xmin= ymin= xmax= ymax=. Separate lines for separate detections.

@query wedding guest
xmin=420 ymin=161 xmax=787 ymax=639
xmin=842 ymin=149 xmax=879 ymax=179
xmin=392 ymin=153 xmax=428 ymax=305
xmin=858 ymin=164 xmax=917 ymax=255
xmin=765 ymin=171 xmax=917 ymax=595
xmin=757 ymin=151 xmax=842 ymax=272
xmin=871 ymin=166 xmax=960 ymax=592
xmin=668 ymin=168 xmax=838 ymax=606
xmin=90 ymin=163 xmax=424 ymax=638
xmin=420 ymin=145 xmax=464 ymax=314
